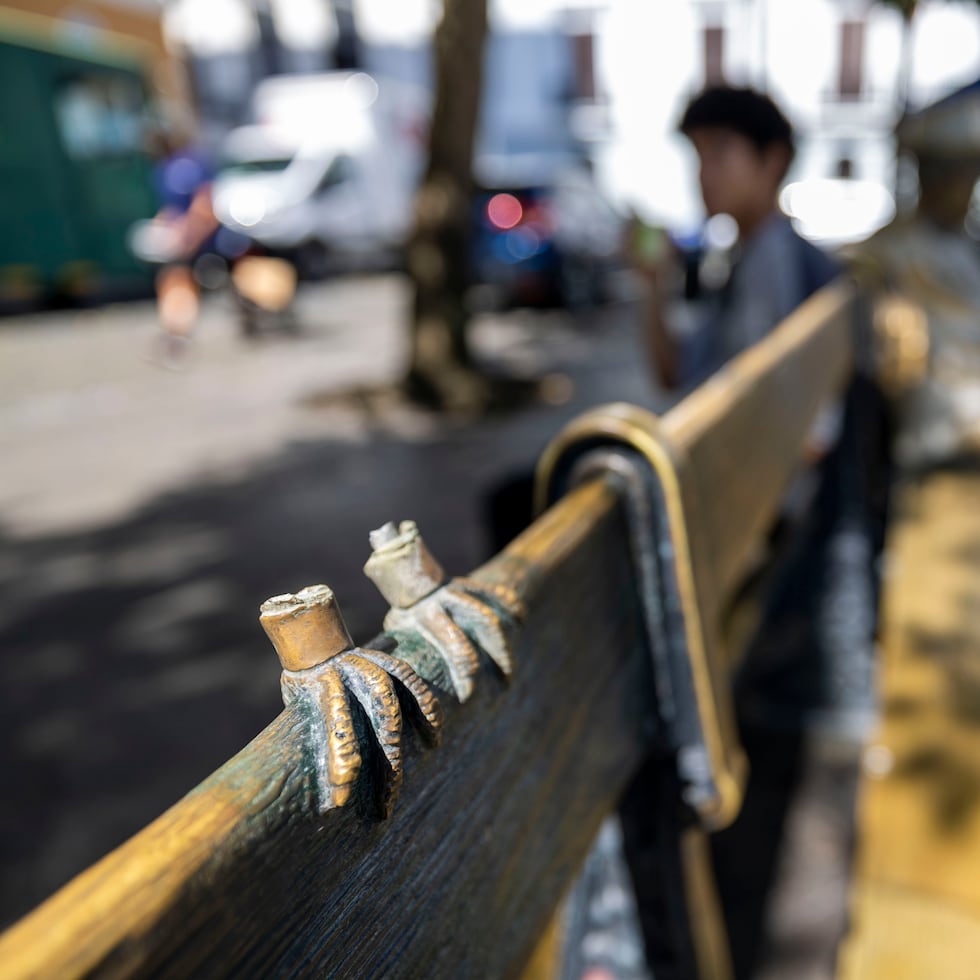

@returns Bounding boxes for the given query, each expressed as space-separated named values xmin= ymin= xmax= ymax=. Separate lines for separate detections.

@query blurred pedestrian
xmin=634 ymin=86 xmax=839 ymax=393
xmin=146 ymin=129 xmax=220 ymax=360
xmin=632 ymin=88 xmax=885 ymax=735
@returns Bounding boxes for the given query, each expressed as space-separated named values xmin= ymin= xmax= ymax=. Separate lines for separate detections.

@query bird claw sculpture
xmin=364 ymin=521 xmax=525 ymax=703
xmin=261 ymin=585 xmax=442 ymax=816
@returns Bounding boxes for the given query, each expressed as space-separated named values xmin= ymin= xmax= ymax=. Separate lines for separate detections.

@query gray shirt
xmin=680 ymin=214 xmax=839 ymax=386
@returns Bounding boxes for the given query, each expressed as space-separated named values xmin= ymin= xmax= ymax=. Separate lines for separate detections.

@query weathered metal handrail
xmin=0 ymin=280 xmax=860 ymax=979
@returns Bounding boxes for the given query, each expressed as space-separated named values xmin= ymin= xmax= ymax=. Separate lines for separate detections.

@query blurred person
xmin=634 ymin=86 xmax=839 ymax=393
xmin=848 ymin=79 xmax=980 ymax=470
xmin=632 ymin=88 xmax=886 ymax=736
xmin=146 ymin=129 xmax=221 ymax=359
xmin=139 ymin=128 xmax=293 ymax=353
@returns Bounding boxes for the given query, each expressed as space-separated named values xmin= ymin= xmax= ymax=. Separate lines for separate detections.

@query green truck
xmin=0 ymin=30 xmax=158 ymax=309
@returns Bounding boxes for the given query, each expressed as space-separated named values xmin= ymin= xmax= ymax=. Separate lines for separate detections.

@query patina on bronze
xmin=260 ymin=585 xmax=442 ymax=814
xmin=365 ymin=520 xmax=523 ymax=702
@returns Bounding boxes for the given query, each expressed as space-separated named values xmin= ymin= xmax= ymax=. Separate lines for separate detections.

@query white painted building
xmin=591 ymin=0 xmax=980 ymax=237
xmin=164 ymin=0 xmax=980 ymax=240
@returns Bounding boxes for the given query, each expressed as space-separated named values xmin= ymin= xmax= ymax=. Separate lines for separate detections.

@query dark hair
xmin=679 ymin=86 xmax=795 ymax=156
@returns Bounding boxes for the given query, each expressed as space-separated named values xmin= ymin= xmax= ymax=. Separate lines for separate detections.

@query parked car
xmin=212 ymin=72 xmax=427 ymax=278
xmin=469 ymin=158 xmax=624 ymax=310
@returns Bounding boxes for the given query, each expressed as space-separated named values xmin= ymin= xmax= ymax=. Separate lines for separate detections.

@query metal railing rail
xmin=0 ymin=281 xmax=859 ymax=980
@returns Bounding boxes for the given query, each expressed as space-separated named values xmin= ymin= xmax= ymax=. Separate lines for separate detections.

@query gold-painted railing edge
xmin=535 ymin=279 xmax=857 ymax=830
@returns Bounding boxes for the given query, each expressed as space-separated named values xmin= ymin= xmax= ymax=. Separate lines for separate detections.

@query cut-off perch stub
xmin=260 ymin=585 xmax=442 ymax=816
xmin=364 ymin=521 xmax=525 ymax=702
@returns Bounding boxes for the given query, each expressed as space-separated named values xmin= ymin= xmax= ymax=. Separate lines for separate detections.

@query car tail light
xmin=487 ymin=193 xmax=523 ymax=230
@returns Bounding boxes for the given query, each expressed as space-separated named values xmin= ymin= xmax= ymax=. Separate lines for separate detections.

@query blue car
xmin=470 ymin=168 xmax=623 ymax=310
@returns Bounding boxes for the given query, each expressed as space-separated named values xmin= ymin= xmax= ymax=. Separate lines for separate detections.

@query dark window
xmin=703 ymin=26 xmax=725 ymax=87
xmin=55 ymin=72 xmax=145 ymax=159
xmin=838 ymin=20 xmax=865 ymax=99
xmin=571 ymin=32 xmax=596 ymax=101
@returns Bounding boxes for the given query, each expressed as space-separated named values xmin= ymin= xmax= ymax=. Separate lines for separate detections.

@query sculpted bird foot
xmin=280 ymin=647 xmax=441 ymax=813
xmin=261 ymin=586 xmax=442 ymax=816
xmin=364 ymin=521 xmax=524 ymax=702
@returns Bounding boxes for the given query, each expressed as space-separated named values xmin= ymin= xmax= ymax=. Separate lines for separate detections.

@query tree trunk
xmin=405 ymin=0 xmax=489 ymax=412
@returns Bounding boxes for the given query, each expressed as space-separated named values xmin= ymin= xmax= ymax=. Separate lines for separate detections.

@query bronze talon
xmin=359 ymin=648 xmax=444 ymax=740
xmin=452 ymin=577 xmax=527 ymax=623
xmin=439 ymin=588 xmax=514 ymax=678
xmin=320 ymin=666 xmax=361 ymax=808
xmin=364 ymin=521 xmax=522 ymax=702
xmin=260 ymin=585 xmax=440 ymax=815
xmin=334 ymin=653 xmax=403 ymax=769
xmin=418 ymin=601 xmax=481 ymax=699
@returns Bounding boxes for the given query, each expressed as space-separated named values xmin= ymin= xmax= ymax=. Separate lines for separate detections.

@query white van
xmin=213 ymin=72 xmax=428 ymax=276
